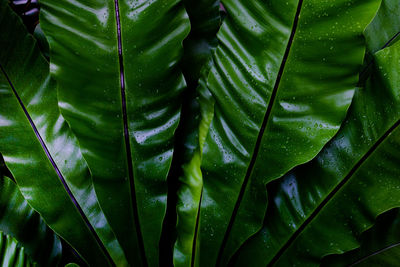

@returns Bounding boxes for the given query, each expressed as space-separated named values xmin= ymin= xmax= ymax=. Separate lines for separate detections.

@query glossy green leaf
xmin=173 ymin=0 xmax=221 ymax=266
xmin=358 ymin=0 xmax=400 ymax=84
xmin=233 ymin=39 xmax=400 ymax=266
xmin=0 ymin=174 xmax=61 ymax=266
xmin=197 ymin=0 xmax=380 ymax=265
xmin=0 ymin=232 xmax=37 ymax=267
xmin=0 ymin=2 xmax=127 ymax=265
xmin=322 ymin=208 xmax=400 ymax=266
xmin=39 ymin=1 xmax=190 ymax=265
xmin=174 ymin=69 xmax=217 ymax=267
xmin=364 ymin=0 xmax=400 ymax=54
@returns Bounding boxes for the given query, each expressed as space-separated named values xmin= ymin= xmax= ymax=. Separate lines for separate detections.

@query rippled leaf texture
xmin=39 ymin=0 xmax=190 ymax=265
xmin=196 ymin=0 xmax=380 ymax=265
xmin=173 ymin=0 xmax=221 ymax=266
xmin=0 ymin=2 xmax=127 ymax=265
xmin=233 ymin=39 xmax=400 ymax=266
xmin=0 ymin=173 xmax=61 ymax=266
xmin=322 ymin=208 xmax=400 ymax=266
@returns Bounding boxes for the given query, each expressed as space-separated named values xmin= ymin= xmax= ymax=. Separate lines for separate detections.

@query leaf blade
xmin=233 ymin=39 xmax=400 ymax=267
xmin=0 ymin=3 xmax=127 ymax=265
xmin=0 ymin=173 xmax=61 ymax=266
xmin=39 ymin=0 xmax=190 ymax=265
xmin=197 ymin=0 xmax=380 ymax=265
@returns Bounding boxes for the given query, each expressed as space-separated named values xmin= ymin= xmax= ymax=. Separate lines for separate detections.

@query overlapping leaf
xmin=364 ymin=0 xmax=400 ymax=54
xmin=196 ymin=0 xmax=380 ymax=265
xmin=0 ymin=232 xmax=37 ymax=267
xmin=232 ymin=38 xmax=400 ymax=267
xmin=0 ymin=2 xmax=127 ymax=265
xmin=322 ymin=208 xmax=400 ymax=266
xmin=0 ymin=163 xmax=61 ymax=266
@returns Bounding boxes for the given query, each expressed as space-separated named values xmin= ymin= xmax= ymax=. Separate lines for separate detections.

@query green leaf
xmin=0 ymin=232 xmax=37 ymax=267
xmin=322 ymin=208 xmax=400 ymax=266
xmin=364 ymin=0 xmax=400 ymax=54
xmin=173 ymin=0 xmax=221 ymax=266
xmin=0 ymin=2 xmax=127 ymax=265
xmin=358 ymin=0 xmax=400 ymax=84
xmin=196 ymin=0 xmax=381 ymax=265
xmin=232 ymin=39 xmax=400 ymax=266
xmin=0 ymin=174 xmax=61 ymax=266
xmin=174 ymin=67 xmax=217 ymax=266
xmin=38 ymin=0 xmax=190 ymax=265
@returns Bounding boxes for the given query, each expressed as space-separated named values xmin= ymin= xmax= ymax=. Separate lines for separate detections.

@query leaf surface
xmin=39 ymin=0 xmax=190 ymax=265
xmin=364 ymin=0 xmax=400 ymax=54
xmin=173 ymin=0 xmax=221 ymax=266
xmin=0 ymin=232 xmax=37 ymax=267
xmin=197 ymin=0 xmax=380 ymax=265
xmin=0 ymin=172 xmax=61 ymax=266
xmin=233 ymin=40 xmax=400 ymax=266
xmin=0 ymin=2 xmax=127 ymax=265
xmin=174 ymin=68 xmax=217 ymax=267
xmin=322 ymin=208 xmax=400 ymax=266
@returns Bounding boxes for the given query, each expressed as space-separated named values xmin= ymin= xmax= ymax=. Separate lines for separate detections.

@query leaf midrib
xmin=112 ymin=1 xmax=147 ymax=266
xmin=215 ymin=0 xmax=304 ymax=264
xmin=350 ymin=242 xmax=400 ymax=266
xmin=191 ymin=188 xmax=203 ymax=267
xmin=0 ymin=64 xmax=114 ymax=265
